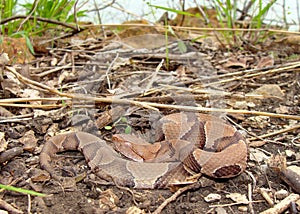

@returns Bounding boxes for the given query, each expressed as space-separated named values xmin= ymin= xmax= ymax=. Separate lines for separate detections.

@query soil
xmin=0 ymin=24 xmax=300 ymax=214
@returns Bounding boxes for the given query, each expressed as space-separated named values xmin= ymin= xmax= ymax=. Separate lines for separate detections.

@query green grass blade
xmin=252 ymin=0 xmax=276 ymax=28
xmin=0 ymin=184 xmax=46 ymax=197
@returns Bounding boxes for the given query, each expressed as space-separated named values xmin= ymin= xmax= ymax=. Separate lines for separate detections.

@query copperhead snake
xmin=40 ymin=112 xmax=248 ymax=189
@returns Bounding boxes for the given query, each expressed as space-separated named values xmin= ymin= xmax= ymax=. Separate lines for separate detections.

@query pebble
xmin=204 ymin=193 xmax=221 ymax=202
xmin=238 ymin=206 xmax=248 ymax=212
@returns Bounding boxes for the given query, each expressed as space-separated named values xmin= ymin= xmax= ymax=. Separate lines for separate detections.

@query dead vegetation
xmin=0 ymin=5 xmax=300 ymax=214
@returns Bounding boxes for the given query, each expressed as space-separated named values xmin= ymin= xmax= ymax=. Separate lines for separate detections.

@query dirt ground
xmin=0 ymin=24 xmax=300 ymax=214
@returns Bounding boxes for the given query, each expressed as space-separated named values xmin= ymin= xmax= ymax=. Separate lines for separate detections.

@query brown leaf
xmin=99 ymin=189 xmax=119 ymax=211
xmin=256 ymin=56 xmax=274 ymax=69
xmin=247 ymin=84 xmax=284 ymax=100
xmin=223 ymin=57 xmax=248 ymax=69
xmin=19 ymin=130 xmax=38 ymax=152
xmin=249 ymin=140 xmax=267 ymax=147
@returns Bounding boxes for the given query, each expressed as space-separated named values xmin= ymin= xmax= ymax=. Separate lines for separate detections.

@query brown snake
xmin=40 ymin=112 xmax=248 ymax=189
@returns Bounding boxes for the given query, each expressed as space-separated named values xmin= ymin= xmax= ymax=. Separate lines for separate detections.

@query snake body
xmin=40 ymin=113 xmax=248 ymax=189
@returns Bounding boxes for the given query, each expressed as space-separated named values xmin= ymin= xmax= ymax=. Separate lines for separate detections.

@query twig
xmin=0 ymin=117 xmax=33 ymax=123
xmin=106 ymin=53 xmax=119 ymax=90
xmin=0 ymin=15 xmax=82 ymax=32
xmin=248 ymin=183 xmax=255 ymax=214
xmin=5 ymin=66 xmax=158 ymax=111
xmin=109 ymin=4 xmax=151 ymax=24
xmin=27 ymin=194 xmax=31 ymax=214
xmin=159 ymin=84 xmax=231 ymax=96
xmin=17 ymin=0 xmax=40 ymax=32
xmin=0 ymin=199 xmax=23 ymax=214
xmin=259 ymin=193 xmax=300 ymax=214
xmin=180 ymin=62 xmax=290 ymax=85
xmin=32 ymin=63 xmax=72 ymax=77
xmin=291 ymin=136 xmax=300 ymax=147
xmin=0 ymin=97 xmax=70 ymax=103
xmin=193 ymin=0 xmax=210 ymax=24
xmin=73 ymin=0 xmax=80 ymax=31
xmin=89 ymin=0 xmax=116 ymax=11
xmin=209 ymin=200 xmax=263 ymax=208
xmin=0 ymin=147 xmax=24 ymax=164
xmin=5 ymin=66 xmax=68 ymax=96
xmin=145 ymin=59 xmax=164 ymax=91
xmin=249 ymin=123 xmax=300 ymax=141
xmin=204 ymin=62 xmax=300 ymax=87
xmin=152 ymin=182 xmax=201 ymax=214
xmin=258 ymin=188 xmax=274 ymax=206
xmin=81 ymin=23 xmax=300 ymax=35
xmin=0 ymin=103 xmax=62 ymax=109
xmin=138 ymin=102 xmax=300 ymax=121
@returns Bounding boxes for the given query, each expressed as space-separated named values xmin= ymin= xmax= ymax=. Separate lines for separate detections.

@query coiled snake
xmin=40 ymin=112 xmax=248 ymax=189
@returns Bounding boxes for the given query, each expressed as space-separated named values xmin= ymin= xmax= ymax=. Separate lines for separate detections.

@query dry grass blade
xmin=4 ymin=66 xmax=300 ymax=121
xmin=204 ymin=61 xmax=300 ymax=87
xmin=249 ymin=123 xmax=300 ymax=141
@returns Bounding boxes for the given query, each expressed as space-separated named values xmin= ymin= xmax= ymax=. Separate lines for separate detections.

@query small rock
xmin=229 ymin=100 xmax=248 ymax=109
xmin=285 ymin=149 xmax=295 ymax=157
xmin=238 ymin=206 xmax=248 ymax=212
xmin=247 ymin=102 xmax=256 ymax=108
xmin=204 ymin=193 xmax=221 ymax=202
xmin=215 ymin=207 xmax=227 ymax=214
xmin=50 ymin=57 xmax=58 ymax=66
xmin=0 ymin=132 xmax=7 ymax=152
xmin=275 ymin=189 xmax=289 ymax=199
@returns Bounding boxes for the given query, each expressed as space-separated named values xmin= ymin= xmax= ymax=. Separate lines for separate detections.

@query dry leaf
xmin=21 ymin=89 xmax=41 ymax=105
xmin=249 ymin=148 xmax=269 ymax=163
xmin=256 ymin=55 xmax=274 ymax=69
xmin=247 ymin=84 xmax=284 ymax=100
xmin=249 ymin=140 xmax=267 ymax=147
xmin=99 ymin=189 xmax=119 ymax=211
xmin=223 ymin=57 xmax=248 ymax=69
xmin=0 ymin=132 xmax=7 ymax=152
xmin=275 ymin=105 xmax=289 ymax=114
xmin=226 ymin=193 xmax=248 ymax=203
xmin=0 ymin=106 xmax=14 ymax=117
xmin=19 ymin=130 xmax=38 ymax=152
xmin=2 ymin=69 xmax=22 ymax=95
xmin=29 ymin=168 xmax=51 ymax=182
xmin=126 ymin=206 xmax=146 ymax=214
